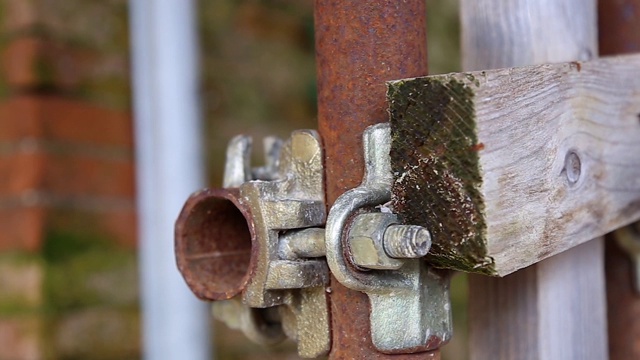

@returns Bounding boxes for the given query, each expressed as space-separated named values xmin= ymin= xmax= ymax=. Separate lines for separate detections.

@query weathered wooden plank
xmin=455 ymin=1 xmax=606 ymax=360
xmin=389 ymin=53 xmax=640 ymax=276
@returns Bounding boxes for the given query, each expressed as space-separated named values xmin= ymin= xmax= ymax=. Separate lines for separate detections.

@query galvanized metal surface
xmin=223 ymin=135 xmax=283 ymax=188
xmin=349 ymin=212 xmax=432 ymax=270
xmin=235 ymin=129 xmax=331 ymax=357
xmin=384 ymin=224 xmax=432 ymax=259
xmin=599 ymin=1 xmax=640 ymax=359
xmin=278 ymin=228 xmax=327 ymax=261
xmin=349 ymin=213 xmax=406 ymax=270
xmin=314 ymin=1 xmax=435 ymax=357
xmin=212 ymin=298 xmax=286 ymax=345
xmin=175 ymin=130 xmax=331 ymax=357
xmin=325 ymin=124 xmax=452 ymax=353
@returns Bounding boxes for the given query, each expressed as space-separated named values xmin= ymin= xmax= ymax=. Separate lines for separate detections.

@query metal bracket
xmin=325 ymin=123 xmax=452 ymax=352
xmin=175 ymin=123 xmax=452 ymax=356
xmin=176 ymin=130 xmax=330 ymax=358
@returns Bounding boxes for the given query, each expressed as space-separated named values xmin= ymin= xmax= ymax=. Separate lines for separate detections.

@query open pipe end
xmin=175 ymin=188 xmax=256 ymax=301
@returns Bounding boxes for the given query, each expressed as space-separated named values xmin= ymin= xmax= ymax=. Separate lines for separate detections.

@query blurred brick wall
xmin=0 ymin=0 xmax=464 ymax=359
xmin=0 ymin=0 xmax=138 ymax=359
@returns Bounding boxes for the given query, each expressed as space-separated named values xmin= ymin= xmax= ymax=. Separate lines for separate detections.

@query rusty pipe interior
xmin=175 ymin=188 xmax=256 ymax=301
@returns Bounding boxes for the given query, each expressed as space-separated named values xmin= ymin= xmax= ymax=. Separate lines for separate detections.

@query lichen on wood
xmin=387 ymin=55 xmax=640 ymax=276
xmin=387 ymin=75 xmax=494 ymax=274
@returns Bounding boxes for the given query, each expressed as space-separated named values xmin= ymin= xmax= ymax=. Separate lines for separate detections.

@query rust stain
xmin=570 ymin=61 xmax=582 ymax=72
xmin=315 ymin=0 xmax=429 ymax=206
xmin=470 ymin=142 xmax=485 ymax=151
xmin=315 ymin=0 xmax=439 ymax=357
xmin=175 ymin=188 xmax=257 ymax=301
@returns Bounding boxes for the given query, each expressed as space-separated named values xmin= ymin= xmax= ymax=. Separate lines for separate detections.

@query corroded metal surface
xmin=601 ymin=1 xmax=640 ymax=358
xmin=314 ymin=1 xmax=435 ymax=357
xmin=598 ymin=0 xmax=640 ymax=55
xmin=315 ymin=0 xmax=429 ymax=205
xmin=175 ymin=187 xmax=255 ymax=301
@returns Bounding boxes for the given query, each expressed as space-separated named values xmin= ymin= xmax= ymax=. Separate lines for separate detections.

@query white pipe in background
xmin=129 ymin=0 xmax=212 ymax=359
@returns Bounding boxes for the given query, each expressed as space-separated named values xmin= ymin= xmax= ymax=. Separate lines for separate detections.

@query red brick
xmin=40 ymin=97 xmax=133 ymax=147
xmin=0 ymin=150 xmax=46 ymax=196
xmin=0 ymin=95 xmax=133 ymax=147
xmin=0 ymin=37 xmax=41 ymax=88
xmin=0 ymin=316 xmax=44 ymax=360
xmin=0 ymin=96 xmax=42 ymax=141
xmin=0 ymin=206 xmax=45 ymax=252
xmin=47 ymin=207 xmax=137 ymax=249
xmin=0 ymin=37 xmax=99 ymax=91
xmin=44 ymin=153 xmax=134 ymax=199
xmin=38 ymin=41 xmax=97 ymax=90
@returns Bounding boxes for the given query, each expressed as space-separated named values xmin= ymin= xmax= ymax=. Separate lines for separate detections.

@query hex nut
xmin=347 ymin=213 xmax=405 ymax=270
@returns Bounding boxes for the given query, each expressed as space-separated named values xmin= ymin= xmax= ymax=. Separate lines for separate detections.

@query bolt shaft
xmin=383 ymin=225 xmax=432 ymax=259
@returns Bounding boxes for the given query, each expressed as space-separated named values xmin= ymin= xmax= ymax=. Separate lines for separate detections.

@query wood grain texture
xmin=390 ymin=54 xmax=640 ymax=276
xmin=457 ymin=1 xmax=607 ymax=359
xmin=469 ymin=240 xmax=606 ymax=360
xmin=461 ymin=0 xmax=597 ymax=70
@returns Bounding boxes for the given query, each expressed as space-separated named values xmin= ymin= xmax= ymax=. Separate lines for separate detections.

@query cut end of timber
xmin=388 ymin=55 xmax=640 ymax=276
xmin=387 ymin=75 xmax=495 ymax=275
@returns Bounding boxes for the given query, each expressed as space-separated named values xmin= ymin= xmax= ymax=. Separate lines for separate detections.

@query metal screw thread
xmin=383 ymin=225 xmax=432 ymax=259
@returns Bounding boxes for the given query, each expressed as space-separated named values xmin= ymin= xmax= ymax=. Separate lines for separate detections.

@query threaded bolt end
xmin=383 ymin=225 xmax=432 ymax=259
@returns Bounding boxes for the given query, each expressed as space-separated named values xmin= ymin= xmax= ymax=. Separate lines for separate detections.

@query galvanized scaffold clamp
xmin=174 ymin=123 xmax=453 ymax=357
xmin=175 ymin=130 xmax=330 ymax=357
xmin=325 ymin=123 xmax=452 ymax=353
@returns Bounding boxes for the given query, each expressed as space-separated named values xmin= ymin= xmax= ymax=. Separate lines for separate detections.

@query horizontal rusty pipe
xmin=175 ymin=188 xmax=256 ymax=301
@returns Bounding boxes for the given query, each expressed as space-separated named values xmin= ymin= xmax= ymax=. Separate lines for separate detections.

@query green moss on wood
xmin=388 ymin=75 xmax=494 ymax=274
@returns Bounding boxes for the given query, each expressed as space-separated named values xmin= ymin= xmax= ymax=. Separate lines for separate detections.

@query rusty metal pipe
xmin=175 ymin=188 xmax=256 ymax=301
xmin=599 ymin=0 xmax=640 ymax=358
xmin=598 ymin=0 xmax=640 ymax=55
xmin=314 ymin=1 xmax=439 ymax=357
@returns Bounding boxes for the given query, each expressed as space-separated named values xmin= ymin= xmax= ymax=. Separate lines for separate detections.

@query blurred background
xmin=0 ymin=0 xmax=463 ymax=359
